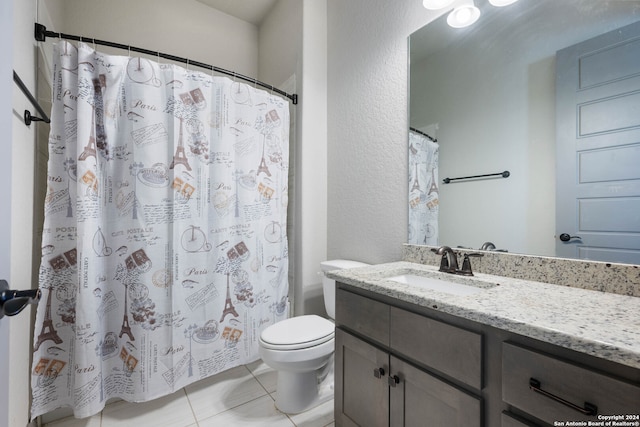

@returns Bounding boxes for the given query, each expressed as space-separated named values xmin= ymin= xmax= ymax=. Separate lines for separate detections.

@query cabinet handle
xmin=388 ymin=375 xmax=400 ymax=387
xmin=373 ymin=368 xmax=385 ymax=379
xmin=529 ymin=378 xmax=597 ymax=416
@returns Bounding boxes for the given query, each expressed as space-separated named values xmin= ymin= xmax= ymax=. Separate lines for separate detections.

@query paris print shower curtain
xmin=31 ymin=41 xmax=290 ymax=418
xmin=408 ymin=130 xmax=439 ymax=245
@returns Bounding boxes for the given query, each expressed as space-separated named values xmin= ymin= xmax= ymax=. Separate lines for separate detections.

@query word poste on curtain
xmin=408 ymin=130 xmax=439 ymax=245
xmin=31 ymin=41 xmax=290 ymax=419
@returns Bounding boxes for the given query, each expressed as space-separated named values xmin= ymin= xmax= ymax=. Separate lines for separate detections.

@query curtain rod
xmin=13 ymin=70 xmax=51 ymax=126
xmin=409 ymin=127 xmax=437 ymax=142
xmin=34 ymin=23 xmax=298 ymax=105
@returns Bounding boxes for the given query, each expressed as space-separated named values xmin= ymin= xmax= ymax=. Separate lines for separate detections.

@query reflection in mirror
xmin=409 ymin=0 xmax=640 ymax=264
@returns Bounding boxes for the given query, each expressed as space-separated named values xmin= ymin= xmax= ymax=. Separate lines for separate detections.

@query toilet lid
xmin=260 ymin=315 xmax=334 ymax=350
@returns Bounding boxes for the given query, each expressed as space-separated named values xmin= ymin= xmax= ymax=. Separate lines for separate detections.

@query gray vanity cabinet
xmin=335 ymin=282 xmax=640 ymax=427
xmin=335 ymin=287 xmax=481 ymax=427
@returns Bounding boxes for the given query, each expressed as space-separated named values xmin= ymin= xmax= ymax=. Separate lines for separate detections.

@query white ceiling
xmin=195 ymin=0 xmax=278 ymax=25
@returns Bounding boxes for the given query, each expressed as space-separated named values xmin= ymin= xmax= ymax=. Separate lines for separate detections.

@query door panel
xmin=335 ymin=328 xmax=389 ymax=427
xmin=389 ymin=356 xmax=481 ymax=427
xmin=556 ymin=20 xmax=640 ymax=263
xmin=578 ymin=144 xmax=640 ymax=183
xmin=579 ymin=36 xmax=640 ymax=87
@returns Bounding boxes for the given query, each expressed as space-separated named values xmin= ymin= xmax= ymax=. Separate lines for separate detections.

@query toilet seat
xmin=260 ymin=315 xmax=334 ymax=350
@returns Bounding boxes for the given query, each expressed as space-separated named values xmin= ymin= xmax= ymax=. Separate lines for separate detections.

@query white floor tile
xmin=246 ymin=360 xmax=278 ymax=393
xmin=197 ymin=395 xmax=294 ymax=427
xmin=287 ymin=399 xmax=335 ymax=427
xmin=185 ymin=365 xmax=269 ymax=421
xmin=44 ymin=414 xmax=102 ymax=427
xmin=101 ymin=390 xmax=196 ymax=427
xmin=43 ymin=363 xmax=323 ymax=427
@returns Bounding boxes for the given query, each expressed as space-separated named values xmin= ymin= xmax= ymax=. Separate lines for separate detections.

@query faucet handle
xmin=459 ymin=252 xmax=483 ymax=276
xmin=439 ymin=254 xmax=450 ymax=272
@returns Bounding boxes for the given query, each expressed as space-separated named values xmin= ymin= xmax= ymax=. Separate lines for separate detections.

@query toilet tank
xmin=320 ymin=260 xmax=369 ymax=319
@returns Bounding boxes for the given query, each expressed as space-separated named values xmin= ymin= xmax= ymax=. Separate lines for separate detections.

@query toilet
xmin=258 ymin=259 xmax=369 ymax=414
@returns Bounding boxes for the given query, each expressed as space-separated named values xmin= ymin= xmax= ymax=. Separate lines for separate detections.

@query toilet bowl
xmin=258 ymin=259 xmax=369 ymax=414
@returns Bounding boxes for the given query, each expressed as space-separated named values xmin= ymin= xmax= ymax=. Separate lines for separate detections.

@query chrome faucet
xmin=479 ymin=241 xmax=508 ymax=252
xmin=480 ymin=242 xmax=496 ymax=251
xmin=433 ymin=246 xmax=459 ymax=274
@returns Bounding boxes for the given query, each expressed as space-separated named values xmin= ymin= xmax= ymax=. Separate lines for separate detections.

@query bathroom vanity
xmin=329 ymin=259 xmax=640 ymax=427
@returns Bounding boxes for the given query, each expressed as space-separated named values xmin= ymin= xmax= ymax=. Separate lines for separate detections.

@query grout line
xmin=194 ymin=394 xmax=282 ymax=425
xmin=244 ymin=362 xmax=276 ymax=397
xmin=182 ymin=387 xmax=200 ymax=427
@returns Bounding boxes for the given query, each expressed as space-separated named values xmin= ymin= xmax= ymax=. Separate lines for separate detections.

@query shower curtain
xmin=31 ymin=41 xmax=290 ymax=419
xmin=408 ymin=130 xmax=439 ymax=245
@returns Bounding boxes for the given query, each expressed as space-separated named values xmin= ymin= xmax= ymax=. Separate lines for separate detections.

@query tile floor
xmin=43 ymin=361 xmax=335 ymax=427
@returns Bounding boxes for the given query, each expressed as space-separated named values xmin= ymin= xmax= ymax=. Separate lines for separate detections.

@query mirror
xmin=409 ymin=0 xmax=640 ymax=263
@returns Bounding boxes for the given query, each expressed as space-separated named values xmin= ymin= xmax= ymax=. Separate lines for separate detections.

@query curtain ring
xmin=157 ymin=50 xmax=161 ymax=65
xmin=186 ymin=59 xmax=189 ymax=71
xmin=128 ymin=45 xmax=131 ymax=58
xmin=232 ymin=71 xmax=236 ymax=82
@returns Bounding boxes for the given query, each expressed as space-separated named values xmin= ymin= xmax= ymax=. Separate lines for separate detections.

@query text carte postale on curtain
xmin=31 ymin=41 xmax=290 ymax=419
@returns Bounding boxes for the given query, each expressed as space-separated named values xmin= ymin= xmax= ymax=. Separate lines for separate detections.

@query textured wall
xmin=58 ymin=0 xmax=259 ymax=78
xmin=326 ymin=0 xmax=436 ymax=264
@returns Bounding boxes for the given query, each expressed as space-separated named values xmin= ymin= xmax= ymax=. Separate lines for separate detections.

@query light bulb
xmin=422 ymin=0 xmax=456 ymax=10
xmin=447 ymin=2 xmax=480 ymax=28
xmin=455 ymin=8 xmax=471 ymax=22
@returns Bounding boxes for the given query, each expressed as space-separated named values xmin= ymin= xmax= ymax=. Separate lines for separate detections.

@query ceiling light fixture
xmin=447 ymin=0 xmax=481 ymax=28
xmin=422 ymin=0 xmax=456 ymax=10
xmin=488 ymin=0 xmax=519 ymax=6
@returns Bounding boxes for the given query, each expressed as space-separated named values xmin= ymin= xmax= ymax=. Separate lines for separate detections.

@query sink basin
xmin=387 ymin=274 xmax=486 ymax=296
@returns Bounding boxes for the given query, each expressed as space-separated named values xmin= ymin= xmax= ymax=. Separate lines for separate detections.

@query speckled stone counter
xmin=403 ymin=244 xmax=640 ymax=297
xmin=327 ymin=261 xmax=640 ymax=370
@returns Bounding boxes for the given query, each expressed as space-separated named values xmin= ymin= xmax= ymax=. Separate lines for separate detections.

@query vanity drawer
xmin=502 ymin=342 xmax=640 ymax=425
xmin=336 ymin=287 xmax=390 ymax=346
xmin=390 ymin=307 xmax=482 ymax=389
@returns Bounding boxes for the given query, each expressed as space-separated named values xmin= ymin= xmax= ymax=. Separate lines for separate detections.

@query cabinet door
xmin=389 ymin=356 xmax=481 ymax=427
xmin=335 ymin=328 xmax=389 ymax=427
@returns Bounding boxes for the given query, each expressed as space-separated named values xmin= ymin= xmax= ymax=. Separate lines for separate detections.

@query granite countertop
xmin=327 ymin=261 xmax=640 ymax=370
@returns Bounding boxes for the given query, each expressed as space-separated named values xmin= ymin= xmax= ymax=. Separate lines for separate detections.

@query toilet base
xmin=274 ymin=357 xmax=334 ymax=414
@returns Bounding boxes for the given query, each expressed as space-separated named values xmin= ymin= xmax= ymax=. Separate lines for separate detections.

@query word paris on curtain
xmin=31 ymin=41 xmax=290 ymax=419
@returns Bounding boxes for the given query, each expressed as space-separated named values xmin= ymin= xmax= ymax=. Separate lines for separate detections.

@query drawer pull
xmin=388 ymin=375 xmax=400 ymax=387
xmin=373 ymin=367 xmax=385 ymax=379
xmin=529 ymin=378 xmax=598 ymax=416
